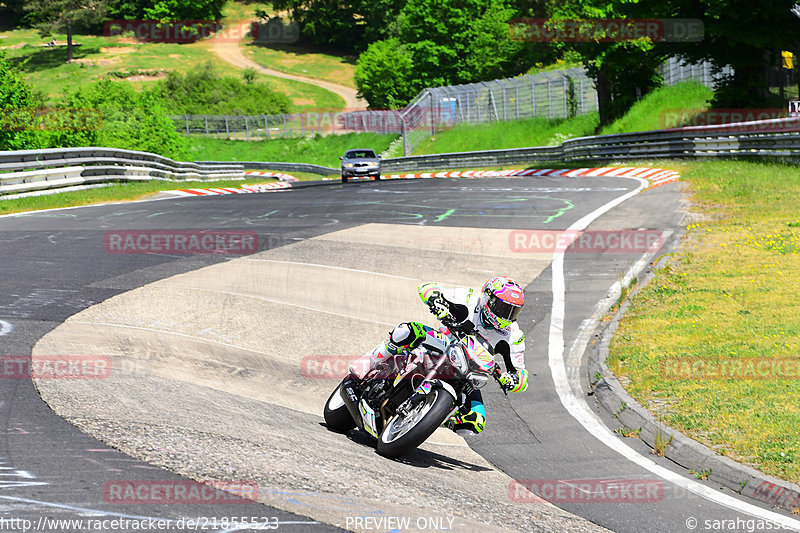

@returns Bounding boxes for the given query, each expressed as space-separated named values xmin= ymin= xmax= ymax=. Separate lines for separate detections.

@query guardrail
xmin=381 ymin=117 xmax=800 ymax=172
xmin=196 ymin=161 xmax=338 ymax=176
xmin=2 ymin=117 xmax=799 ymax=196
xmin=0 ymin=147 xmax=245 ymax=197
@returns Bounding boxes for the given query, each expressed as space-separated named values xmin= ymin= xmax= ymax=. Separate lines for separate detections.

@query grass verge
xmin=0 ymin=177 xmax=287 ymax=216
xmin=599 ymin=81 xmax=713 ymax=135
xmin=186 ymin=132 xmax=399 ymax=168
xmin=608 ymin=159 xmax=800 ymax=483
xmin=413 ymin=113 xmax=599 ymax=155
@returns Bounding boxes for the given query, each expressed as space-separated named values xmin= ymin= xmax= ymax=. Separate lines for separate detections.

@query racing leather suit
xmin=350 ymin=281 xmax=528 ymax=434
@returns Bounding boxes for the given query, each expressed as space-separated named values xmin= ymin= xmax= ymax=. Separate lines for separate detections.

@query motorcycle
xmin=323 ymin=316 xmax=515 ymax=459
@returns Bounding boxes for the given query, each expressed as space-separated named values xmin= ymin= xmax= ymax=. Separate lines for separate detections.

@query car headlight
xmin=467 ymin=373 xmax=490 ymax=389
xmin=446 ymin=345 xmax=469 ymax=375
xmin=344 ymin=163 xmax=354 ymax=168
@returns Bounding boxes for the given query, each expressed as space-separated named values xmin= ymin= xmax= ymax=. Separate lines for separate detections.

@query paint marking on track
xmin=547 ymin=175 xmax=800 ymax=530
xmin=0 ymin=320 xmax=13 ymax=336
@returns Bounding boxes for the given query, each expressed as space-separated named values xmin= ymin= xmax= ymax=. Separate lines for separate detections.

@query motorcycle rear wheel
xmin=376 ymin=388 xmax=453 ymax=459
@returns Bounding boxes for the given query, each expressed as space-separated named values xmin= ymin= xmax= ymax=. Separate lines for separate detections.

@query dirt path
xmin=212 ymin=41 xmax=365 ymax=110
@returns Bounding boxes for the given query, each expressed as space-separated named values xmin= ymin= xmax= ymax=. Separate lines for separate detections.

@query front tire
xmin=376 ymin=388 xmax=454 ymax=459
xmin=341 ymin=175 xmax=348 ymax=183
xmin=323 ymin=382 xmax=356 ymax=431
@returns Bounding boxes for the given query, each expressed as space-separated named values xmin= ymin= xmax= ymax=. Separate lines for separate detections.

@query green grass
xmin=600 ymin=81 xmax=714 ymax=135
xmin=1 ymin=11 xmax=345 ymax=112
xmin=409 ymin=80 xmax=713 ymax=155
xmin=413 ymin=113 xmax=600 ymax=155
xmin=186 ymin=132 xmax=399 ymax=168
xmin=0 ymin=177 xmax=289 ymax=215
xmin=243 ymin=43 xmax=357 ymax=89
xmin=608 ymin=159 xmax=800 ymax=483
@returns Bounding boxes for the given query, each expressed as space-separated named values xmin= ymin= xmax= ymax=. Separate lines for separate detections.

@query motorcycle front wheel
xmin=376 ymin=388 xmax=453 ymax=459
xmin=323 ymin=381 xmax=357 ymax=432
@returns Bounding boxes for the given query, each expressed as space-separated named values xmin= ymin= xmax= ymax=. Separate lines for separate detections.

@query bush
xmin=155 ymin=66 xmax=293 ymax=115
xmin=0 ymin=50 xmax=44 ymax=150
xmin=62 ymin=79 xmax=188 ymax=159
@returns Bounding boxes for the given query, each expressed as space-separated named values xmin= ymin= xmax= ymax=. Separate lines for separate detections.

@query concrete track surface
xmin=2 ymin=176 xmax=799 ymax=532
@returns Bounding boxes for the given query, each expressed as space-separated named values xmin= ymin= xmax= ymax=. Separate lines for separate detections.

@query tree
xmin=105 ymin=0 xmax=228 ymax=21
xmin=551 ymin=1 xmax=666 ymax=126
xmin=24 ymin=0 xmax=108 ymax=62
xmin=646 ymin=0 xmax=800 ymax=107
xmin=399 ymin=0 xmax=524 ymax=87
xmin=141 ymin=0 xmax=228 ymax=21
xmin=271 ymin=0 xmax=405 ymax=52
xmin=355 ymin=39 xmax=415 ymax=109
xmin=354 ymin=0 xmax=532 ymax=108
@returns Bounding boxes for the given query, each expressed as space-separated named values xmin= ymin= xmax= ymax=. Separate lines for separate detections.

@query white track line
xmin=548 ymin=176 xmax=800 ymax=530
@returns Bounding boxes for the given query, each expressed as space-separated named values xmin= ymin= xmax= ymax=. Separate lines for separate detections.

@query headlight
xmin=446 ymin=345 xmax=469 ymax=375
xmin=344 ymin=163 xmax=354 ymax=168
xmin=467 ymin=373 xmax=490 ymax=389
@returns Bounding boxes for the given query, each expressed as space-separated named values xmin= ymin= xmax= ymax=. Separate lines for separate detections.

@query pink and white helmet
xmin=480 ymin=276 xmax=524 ymax=330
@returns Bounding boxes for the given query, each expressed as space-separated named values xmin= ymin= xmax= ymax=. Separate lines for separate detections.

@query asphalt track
xmin=1 ymin=176 xmax=799 ymax=533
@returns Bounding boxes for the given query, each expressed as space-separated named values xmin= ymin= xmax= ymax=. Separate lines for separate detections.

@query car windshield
xmin=345 ymin=150 xmax=376 ymax=159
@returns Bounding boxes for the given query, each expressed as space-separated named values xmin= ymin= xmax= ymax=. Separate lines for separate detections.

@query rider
xmin=350 ymin=276 xmax=528 ymax=435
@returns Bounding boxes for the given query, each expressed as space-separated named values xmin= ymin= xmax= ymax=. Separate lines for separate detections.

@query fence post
xmin=428 ymin=90 xmax=435 ymax=137
xmin=283 ymin=115 xmax=287 ymax=138
xmin=515 ymin=81 xmax=520 ymax=119
xmin=244 ymin=115 xmax=250 ymax=141
xmin=400 ymin=114 xmax=408 ymax=157
xmin=224 ymin=116 xmax=229 ymax=139
xmin=204 ymin=116 xmax=209 ymax=137
xmin=300 ymin=114 xmax=305 ymax=137
xmin=547 ymin=79 xmax=552 ymax=119
xmin=500 ymin=81 xmax=507 ymax=121
xmin=184 ymin=115 xmax=190 ymax=136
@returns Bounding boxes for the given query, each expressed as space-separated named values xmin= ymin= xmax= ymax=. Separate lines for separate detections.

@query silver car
xmin=340 ymin=149 xmax=381 ymax=182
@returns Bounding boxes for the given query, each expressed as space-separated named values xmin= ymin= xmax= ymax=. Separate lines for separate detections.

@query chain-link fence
xmin=398 ymin=68 xmax=596 ymax=154
xmin=170 ymin=110 xmax=404 ymax=141
xmin=661 ymin=56 xmax=733 ymax=87
xmin=171 ymin=59 xmax=726 ymax=155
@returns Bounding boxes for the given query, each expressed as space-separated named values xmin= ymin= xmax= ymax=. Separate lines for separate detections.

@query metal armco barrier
xmin=2 ymin=116 xmax=799 ymax=195
xmin=0 ymin=147 xmax=245 ymax=197
xmin=380 ymin=117 xmax=800 ymax=172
